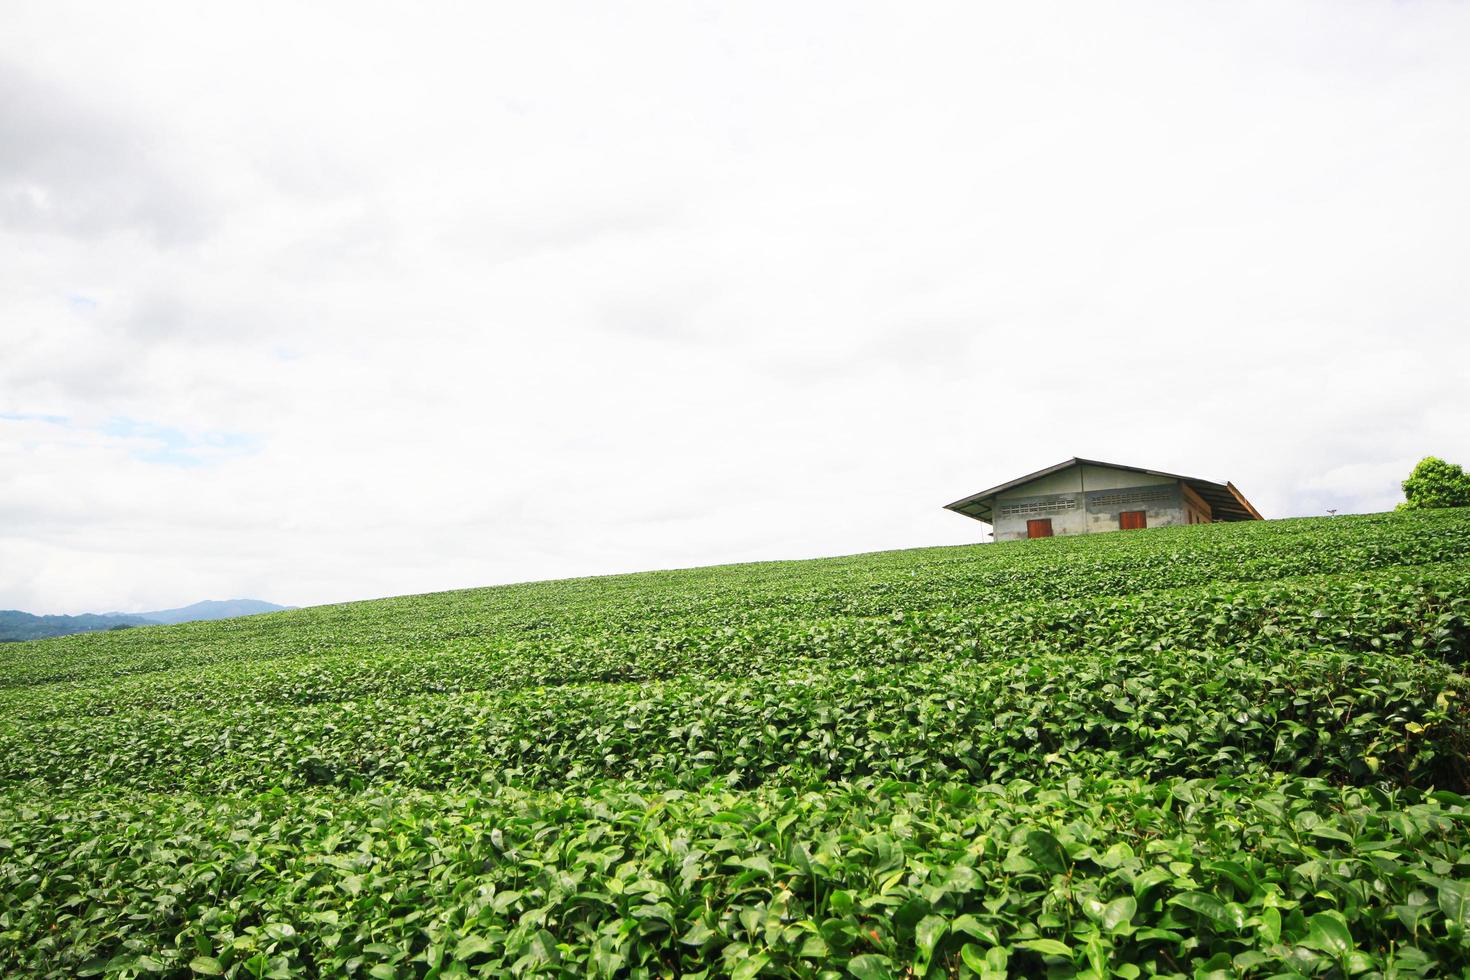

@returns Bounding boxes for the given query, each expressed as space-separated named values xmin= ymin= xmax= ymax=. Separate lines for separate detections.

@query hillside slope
xmin=3 ymin=510 xmax=1470 ymax=977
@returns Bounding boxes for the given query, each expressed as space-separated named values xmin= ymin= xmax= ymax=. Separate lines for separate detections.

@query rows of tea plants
xmin=6 ymin=510 xmax=1466 ymax=691
xmin=3 ymin=508 xmax=1470 ymax=977
xmin=4 ymin=620 xmax=1467 ymax=795
xmin=4 ymin=562 xmax=1466 ymax=724
xmin=5 ymin=775 xmax=1470 ymax=978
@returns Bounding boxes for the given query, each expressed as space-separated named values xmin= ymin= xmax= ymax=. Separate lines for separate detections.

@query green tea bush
xmin=3 ymin=509 xmax=1470 ymax=977
xmin=5 ymin=777 xmax=1470 ymax=978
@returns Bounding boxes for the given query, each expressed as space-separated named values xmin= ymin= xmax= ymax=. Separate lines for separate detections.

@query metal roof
xmin=944 ymin=457 xmax=1263 ymax=525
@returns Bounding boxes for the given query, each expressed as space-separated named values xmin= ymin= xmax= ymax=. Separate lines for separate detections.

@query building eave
xmin=943 ymin=457 xmax=1264 ymax=525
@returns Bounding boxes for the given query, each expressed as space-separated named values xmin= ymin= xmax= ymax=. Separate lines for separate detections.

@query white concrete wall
xmin=1082 ymin=483 xmax=1186 ymax=533
xmin=993 ymin=489 xmax=1086 ymax=540
xmin=1001 ymin=467 xmax=1088 ymax=497
xmin=1078 ymin=464 xmax=1173 ymax=492
xmin=990 ymin=464 xmax=1192 ymax=541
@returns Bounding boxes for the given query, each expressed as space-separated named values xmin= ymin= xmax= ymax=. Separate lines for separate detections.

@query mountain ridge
xmin=0 ymin=599 xmax=293 ymax=642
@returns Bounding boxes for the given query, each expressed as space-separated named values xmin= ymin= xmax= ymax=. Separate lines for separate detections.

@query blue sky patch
xmin=103 ymin=416 xmax=260 ymax=467
xmin=4 ymin=412 xmax=258 ymax=468
xmin=0 ymin=411 xmax=72 ymax=426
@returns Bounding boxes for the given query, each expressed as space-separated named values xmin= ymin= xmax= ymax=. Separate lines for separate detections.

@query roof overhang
xmin=943 ymin=457 xmax=1263 ymax=525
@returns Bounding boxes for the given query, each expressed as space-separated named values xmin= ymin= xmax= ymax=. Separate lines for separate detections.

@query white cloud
xmin=1 ymin=0 xmax=1468 ymax=612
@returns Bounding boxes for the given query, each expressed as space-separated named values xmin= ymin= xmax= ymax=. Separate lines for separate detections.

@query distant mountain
xmin=0 ymin=599 xmax=293 ymax=642
xmin=131 ymin=599 xmax=293 ymax=625
xmin=0 ymin=610 xmax=156 ymax=642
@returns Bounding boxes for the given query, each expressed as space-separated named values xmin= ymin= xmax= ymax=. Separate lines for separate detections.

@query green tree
xmin=1399 ymin=456 xmax=1470 ymax=510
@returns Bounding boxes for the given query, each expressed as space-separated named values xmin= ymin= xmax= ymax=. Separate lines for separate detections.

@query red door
xmin=1119 ymin=510 xmax=1147 ymax=530
xmin=1027 ymin=518 xmax=1053 ymax=538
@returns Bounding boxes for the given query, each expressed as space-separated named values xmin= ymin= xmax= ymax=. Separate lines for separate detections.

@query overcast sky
xmin=2 ymin=1 xmax=1468 ymax=614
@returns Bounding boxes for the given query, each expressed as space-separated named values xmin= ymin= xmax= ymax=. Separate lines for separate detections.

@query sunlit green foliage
xmin=1399 ymin=456 xmax=1470 ymax=511
xmin=3 ymin=509 xmax=1470 ymax=977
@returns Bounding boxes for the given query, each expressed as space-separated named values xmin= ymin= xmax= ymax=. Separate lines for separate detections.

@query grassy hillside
xmin=3 ymin=510 xmax=1470 ymax=977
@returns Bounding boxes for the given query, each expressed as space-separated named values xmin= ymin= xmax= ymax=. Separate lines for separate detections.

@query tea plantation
xmin=3 ymin=510 xmax=1470 ymax=978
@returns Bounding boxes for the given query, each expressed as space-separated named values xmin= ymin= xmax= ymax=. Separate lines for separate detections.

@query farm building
xmin=945 ymin=458 xmax=1262 ymax=541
